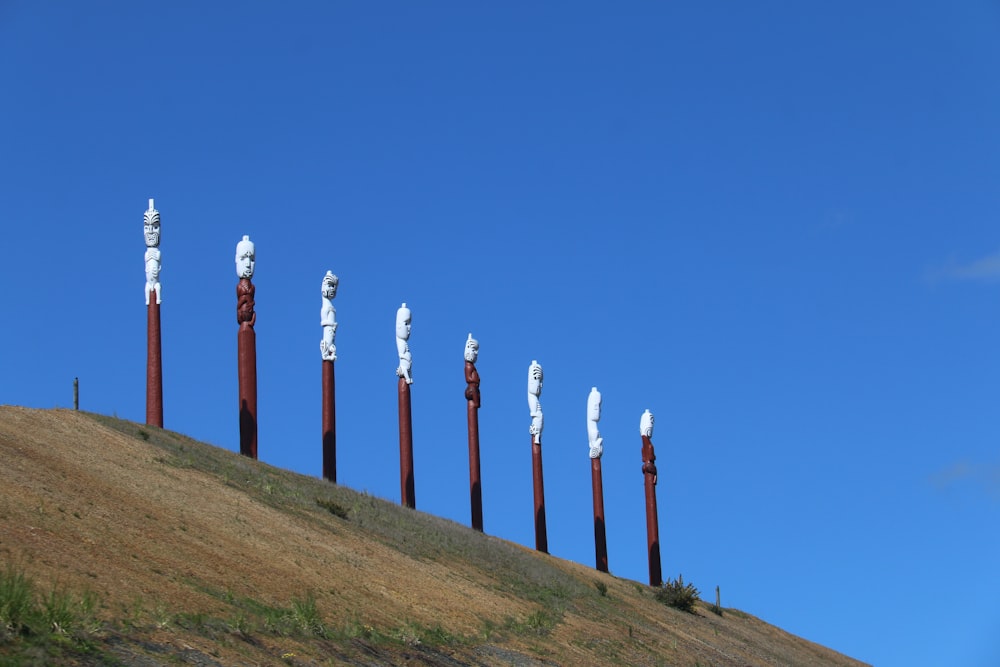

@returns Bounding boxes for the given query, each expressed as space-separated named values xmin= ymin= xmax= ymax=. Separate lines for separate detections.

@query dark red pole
xmin=322 ymin=359 xmax=336 ymax=482
xmin=237 ymin=277 xmax=257 ymax=459
xmin=465 ymin=357 xmax=482 ymax=531
xmin=642 ymin=434 xmax=662 ymax=587
xmin=398 ymin=377 xmax=415 ymax=508
xmin=532 ymin=435 xmax=548 ymax=553
xmin=145 ymin=291 xmax=163 ymax=428
xmin=592 ymin=457 xmax=608 ymax=572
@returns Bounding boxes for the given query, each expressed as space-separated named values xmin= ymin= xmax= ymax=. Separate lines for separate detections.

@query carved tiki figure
xmin=235 ymin=235 xmax=256 ymax=326
xmin=395 ymin=303 xmax=413 ymax=384
xmin=640 ymin=409 xmax=657 ymax=484
xmin=464 ymin=334 xmax=480 ymax=408
xmin=527 ymin=360 xmax=544 ymax=444
xmin=320 ymin=271 xmax=339 ymax=361
xmin=144 ymin=199 xmax=161 ymax=305
xmin=587 ymin=387 xmax=603 ymax=459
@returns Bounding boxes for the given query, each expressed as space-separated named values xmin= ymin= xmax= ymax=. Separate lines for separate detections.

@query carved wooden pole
xmin=143 ymin=199 xmax=163 ymax=428
xmin=588 ymin=387 xmax=608 ymax=572
xmin=320 ymin=271 xmax=339 ymax=482
xmin=236 ymin=236 xmax=257 ymax=459
xmin=396 ymin=303 xmax=415 ymax=508
xmin=464 ymin=334 xmax=483 ymax=531
xmin=528 ymin=360 xmax=547 ymax=553
xmin=640 ymin=410 xmax=662 ymax=587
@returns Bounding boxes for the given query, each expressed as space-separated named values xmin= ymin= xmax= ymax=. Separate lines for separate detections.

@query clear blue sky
xmin=2 ymin=3 xmax=999 ymax=665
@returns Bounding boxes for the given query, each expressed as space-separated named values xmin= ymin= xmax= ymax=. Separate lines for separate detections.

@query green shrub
xmin=0 ymin=565 xmax=35 ymax=633
xmin=654 ymin=574 xmax=700 ymax=614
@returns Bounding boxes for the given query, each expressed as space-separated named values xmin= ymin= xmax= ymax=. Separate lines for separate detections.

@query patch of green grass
xmin=0 ymin=564 xmax=35 ymax=634
xmin=315 ymin=498 xmax=348 ymax=519
xmin=0 ymin=565 xmax=107 ymax=663
xmin=504 ymin=608 xmax=559 ymax=637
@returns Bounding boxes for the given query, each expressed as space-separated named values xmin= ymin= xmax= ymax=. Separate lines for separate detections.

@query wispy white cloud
xmin=929 ymin=460 xmax=1000 ymax=499
xmin=927 ymin=250 xmax=1000 ymax=283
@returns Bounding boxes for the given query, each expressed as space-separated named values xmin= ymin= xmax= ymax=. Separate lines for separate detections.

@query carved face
xmin=527 ymin=362 xmax=543 ymax=396
xmin=143 ymin=211 xmax=160 ymax=247
xmin=640 ymin=410 xmax=654 ymax=438
xmin=587 ymin=388 xmax=602 ymax=421
xmin=235 ymin=236 xmax=255 ymax=279
xmin=464 ymin=336 xmax=479 ymax=363
xmin=322 ymin=273 xmax=339 ymax=299
xmin=395 ymin=305 xmax=412 ymax=340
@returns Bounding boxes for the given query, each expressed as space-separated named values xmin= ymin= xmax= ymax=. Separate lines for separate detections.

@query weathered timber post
xmin=320 ymin=271 xmax=339 ymax=482
xmin=528 ymin=360 xmax=547 ymax=553
xmin=143 ymin=199 xmax=163 ymax=427
xmin=464 ymin=334 xmax=483 ymax=531
xmin=588 ymin=387 xmax=608 ymax=572
xmin=395 ymin=303 xmax=415 ymax=508
xmin=236 ymin=235 xmax=257 ymax=459
xmin=640 ymin=409 xmax=662 ymax=586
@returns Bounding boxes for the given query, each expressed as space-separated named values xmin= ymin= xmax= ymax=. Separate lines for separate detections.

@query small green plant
xmin=288 ymin=592 xmax=327 ymax=638
xmin=593 ymin=580 xmax=608 ymax=597
xmin=0 ymin=564 xmax=35 ymax=633
xmin=654 ymin=574 xmax=700 ymax=614
xmin=315 ymin=498 xmax=349 ymax=519
xmin=41 ymin=586 xmax=76 ymax=634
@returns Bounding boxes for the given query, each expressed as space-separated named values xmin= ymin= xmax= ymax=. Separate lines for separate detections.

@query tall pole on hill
xmin=464 ymin=334 xmax=483 ymax=531
xmin=143 ymin=199 xmax=163 ymax=428
xmin=640 ymin=409 xmax=662 ymax=587
xmin=395 ymin=303 xmax=415 ymax=508
xmin=320 ymin=271 xmax=339 ymax=482
xmin=527 ymin=360 xmax=548 ymax=553
xmin=236 ymin=235 xmax=258 ymax=459
xmin=588 ymin=387 xmax=608 ymax=572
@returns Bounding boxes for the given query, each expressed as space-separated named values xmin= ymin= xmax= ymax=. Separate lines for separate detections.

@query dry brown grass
xmin=0 ymin=406 xmax=869 ymax=666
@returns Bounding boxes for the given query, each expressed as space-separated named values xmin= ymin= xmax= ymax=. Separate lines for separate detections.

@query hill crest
xmin=0 ymin=406 xmax=868 ymax=666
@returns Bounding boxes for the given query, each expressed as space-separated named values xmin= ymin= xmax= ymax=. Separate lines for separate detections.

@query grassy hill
xmin=0 ymin=407 xmax=867 ymax=666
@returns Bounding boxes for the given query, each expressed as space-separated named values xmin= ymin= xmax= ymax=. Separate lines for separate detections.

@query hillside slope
xmin=0 ymin=407 xmax=868 ymax=666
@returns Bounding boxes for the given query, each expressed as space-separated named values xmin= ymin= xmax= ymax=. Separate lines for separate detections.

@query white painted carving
xmin=587 ymin=387 xmax=603 ymax=459
xmin=464 ymin=333 xmax=479 ymax=363
xmin=320 ymin=271 xmax=339 ymax=361
xmin=143 ymin=199 xmax=162 ymax=305
xmin=235 ymin=235 xmax=255 ymax=279
xmin=640 ymin=409 xmax=654 ymax=438
xmin=528 ymin=360 xmax=544 ymax=444
xmin=395 ymin=303 xmax=413 ymax=384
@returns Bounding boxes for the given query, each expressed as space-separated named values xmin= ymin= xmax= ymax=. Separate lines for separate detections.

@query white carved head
xmin=640 ymin=409 xmax=654 ymax=438
xmin=395 ymin=303 xmax=412 ymax=340
xmin=322 ymin=271 xmax=339 ymax=299
xmin=235 ymin=235 xmax=255 ymax=279
xmin=464 ymin=333 xmax=479 ymax=363
xmin=144 ymin=199 xmax=160 ymax=248
xmin=527 ymin=360 xmax=543 ymax=396
xmin=587 ymin=387 xmax=602 ymax=422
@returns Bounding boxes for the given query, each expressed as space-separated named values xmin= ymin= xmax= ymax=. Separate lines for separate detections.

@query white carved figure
xmin=320 ymin=271 xmax=339 ymax=361
xmin=527 ymin=360 xmax=544 ymax=444
xmin=395 ymin=303 xmax=413 ymax=384
xmin=235 ymin=235 xmax=255 ymax=279
xmin=640 ymin=409 xmax=654 ymax=438
xmin=587 ymin=387 xmax=603 ymax=459
xmin=464 ymin=333 xmax=479 ymax=363
xmin=143 ymin=199 xmax=162 ymax=305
